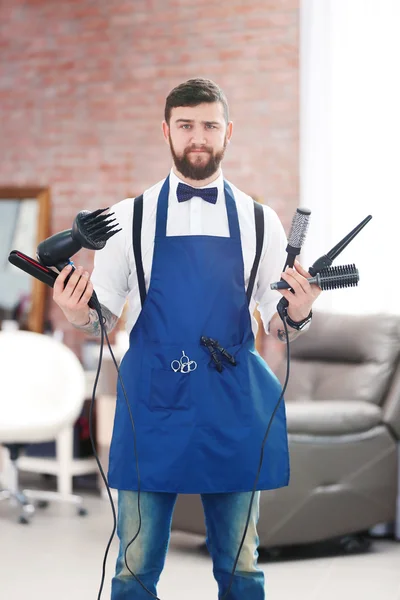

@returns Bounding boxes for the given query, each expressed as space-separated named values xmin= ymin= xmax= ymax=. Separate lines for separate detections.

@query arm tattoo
xmin=74 ymin=304 xmax=118 ymax=337
xmin=277 ymin=328 xmax=287 ymax=342
xmin=277 ymin=327 xmax=301 ymax=344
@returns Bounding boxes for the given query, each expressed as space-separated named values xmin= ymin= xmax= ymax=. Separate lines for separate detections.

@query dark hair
xmin=164 ymin=78 xmax=229 ymax=124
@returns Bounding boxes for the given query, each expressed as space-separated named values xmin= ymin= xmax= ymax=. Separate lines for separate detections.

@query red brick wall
xmin=0 ymin=0 xmax=299 ymax=356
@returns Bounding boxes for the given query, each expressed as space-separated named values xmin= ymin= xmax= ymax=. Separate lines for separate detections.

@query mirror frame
xmin=0 ymin=187 xmax=51 ymax=333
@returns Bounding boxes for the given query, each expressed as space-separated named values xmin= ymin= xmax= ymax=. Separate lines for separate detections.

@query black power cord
xmin=87 ymin=301 xmax=116 ymax=600
xmin=89 ymin=294 xmax=291 ymax=600
xmin=89 ymin=295 xmax=160 ymax=600
xmin=221 ymin=317 xmax=291 ymax=599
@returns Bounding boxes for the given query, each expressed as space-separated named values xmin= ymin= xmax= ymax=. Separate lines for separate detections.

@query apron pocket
xmin=150 ymin=368 xmax=191 ymax=411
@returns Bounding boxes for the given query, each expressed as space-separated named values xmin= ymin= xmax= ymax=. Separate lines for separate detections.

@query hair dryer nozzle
xmin=73 ymin=208 xmax=122 ymax=250
xmin=37 ymin=207 xmax=122 ymax=271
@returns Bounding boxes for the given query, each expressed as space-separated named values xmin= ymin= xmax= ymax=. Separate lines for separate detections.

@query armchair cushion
xmin=286 ymin=400 xmax=382 ymax=435
xmin=278 ymin=312 xmax=400 ymax=407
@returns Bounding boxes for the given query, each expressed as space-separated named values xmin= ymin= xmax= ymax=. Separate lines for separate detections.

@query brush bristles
xmin=75 ymin=208 xmax=122 ymax=248
xmin=103 ymin=227 xmax=122 ymax=241
xmin=319 ymin=264 xmax=359 ymax=290
xmin=82 ymin=211 xmax=120 ymax=242
xmin=86 ymin=216 xmax=117 ymax=233
xmin=80 ymin=207 xmax=110 ymax=222
xmin=288 ymin=210 xmax=311 ymax=248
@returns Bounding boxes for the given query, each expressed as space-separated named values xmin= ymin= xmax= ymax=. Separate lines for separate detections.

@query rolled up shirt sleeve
xmin=255 ymin=205 xmax=288 ymax=334
xmin=90 ymin=200 xmax=131 ymax=318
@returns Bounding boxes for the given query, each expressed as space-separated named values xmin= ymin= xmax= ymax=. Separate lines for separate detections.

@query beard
xmin=169 ymin=135 xmax=228 ymax=181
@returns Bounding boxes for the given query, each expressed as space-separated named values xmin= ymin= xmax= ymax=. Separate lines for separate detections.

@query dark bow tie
xmin=177 ymin=182 xmax=218 ymax=205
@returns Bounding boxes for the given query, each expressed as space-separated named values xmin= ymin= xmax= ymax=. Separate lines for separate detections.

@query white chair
xmin=0 ymin=330 xmax=91 ymax=523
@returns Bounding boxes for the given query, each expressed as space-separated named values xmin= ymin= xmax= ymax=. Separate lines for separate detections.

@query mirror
xmin=0 ymin=188 xmax=50 ymax=333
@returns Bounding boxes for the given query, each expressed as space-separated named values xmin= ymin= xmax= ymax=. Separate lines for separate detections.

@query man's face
xmin=163 ymin=102 xmax=233 ymax=181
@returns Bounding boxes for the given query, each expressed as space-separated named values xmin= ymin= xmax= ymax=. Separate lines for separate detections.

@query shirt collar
xmin=169 ymin=169 xmax=224 ymax=203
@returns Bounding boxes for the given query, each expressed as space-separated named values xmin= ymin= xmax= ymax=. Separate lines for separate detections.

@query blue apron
xmin=108 ymin=176 xmax=290 ymax=493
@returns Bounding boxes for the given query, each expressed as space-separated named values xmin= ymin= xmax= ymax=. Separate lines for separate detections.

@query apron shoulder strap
xmin=246 ymin=201 xmax=265 ymax=305
xmin=134 ymin=194 xmax=265 ymax=308
xmin=133 ymin=194 xmax=146 ymax=307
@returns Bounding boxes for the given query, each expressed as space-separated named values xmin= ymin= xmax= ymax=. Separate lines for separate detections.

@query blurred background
xmin=0 ymin=1 xmax=399 ymax=599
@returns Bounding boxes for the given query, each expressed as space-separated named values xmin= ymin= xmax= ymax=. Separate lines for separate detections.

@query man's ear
xmin=226 ymin=121 xmax=233 ymax=143
xmin=162 ymin=121 xmax=170 ymax=144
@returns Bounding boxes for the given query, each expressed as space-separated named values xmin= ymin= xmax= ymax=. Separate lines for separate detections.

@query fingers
xmin=69 ymin=269 xmax=91 ymax=304
xmin=54 ymin=264 xmax=82 ymax=299
xmin=278 ymin=287 xmax=298 ymax=304
xmin=278 ymin=261 xmax=323 ymax=323
xmin=53 ymin=265 xmax=92 ymax=308
xmin=294 ymin=260 xmax=311 ymax=278
xmin=294 ymin=260 xmax=323 ymax=299
xmin=281 ymin=267 xmax=311 ymax=296
xmin=53 ymin=264 xmax=73 ymax=295
xmin=77 ymin=278 xmax=94 ymax=307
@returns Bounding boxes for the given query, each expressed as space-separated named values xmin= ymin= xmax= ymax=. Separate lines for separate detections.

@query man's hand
xmin=278 ymin=259 xmax=321 ymax=322
xmin=53 ymin=264 xmax=94 ymax=326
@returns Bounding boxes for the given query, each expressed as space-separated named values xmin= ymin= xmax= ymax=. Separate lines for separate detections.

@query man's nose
xmin=190 ymin=127 xmax=207 ymax=146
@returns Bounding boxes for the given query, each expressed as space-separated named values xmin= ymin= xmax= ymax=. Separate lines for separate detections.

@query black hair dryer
xmin=37 ymin=208 xmax=121 ymax=271
xmin=8 ymin=208 xmax=121 ymax=307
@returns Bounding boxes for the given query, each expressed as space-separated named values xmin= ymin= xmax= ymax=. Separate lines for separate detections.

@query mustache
xmin=184 ymin=145 xmax=213 ymax=154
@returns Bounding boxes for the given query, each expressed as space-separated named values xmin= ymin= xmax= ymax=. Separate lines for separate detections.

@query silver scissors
xmin=171 ymin=350 xmax=197 ymax=374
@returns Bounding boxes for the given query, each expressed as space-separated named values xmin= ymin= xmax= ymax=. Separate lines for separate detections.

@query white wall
xmin=300 ymin=0 xmax=400 ymax=314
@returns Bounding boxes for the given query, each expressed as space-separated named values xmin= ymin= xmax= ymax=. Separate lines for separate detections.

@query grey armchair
xmin=172 ymin=311 xmax=400 ymax=548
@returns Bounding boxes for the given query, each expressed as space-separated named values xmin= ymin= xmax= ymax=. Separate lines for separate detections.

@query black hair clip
xmin=200 ymin=336 xmax=237 ymax=373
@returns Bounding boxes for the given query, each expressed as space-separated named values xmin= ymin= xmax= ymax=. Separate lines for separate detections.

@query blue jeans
xmin=111 ymin=490 xmax=265 ymax=599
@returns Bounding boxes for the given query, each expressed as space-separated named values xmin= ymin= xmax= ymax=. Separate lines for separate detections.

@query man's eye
xmin=206 ymin=124 xmax=216 ymax=129
xmin=181 ymin=124 xmax=191 ymax=129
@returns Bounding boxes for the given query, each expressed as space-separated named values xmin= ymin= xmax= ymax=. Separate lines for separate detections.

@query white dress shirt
xmin=91 ymin=169 xmax=288 ymax=337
